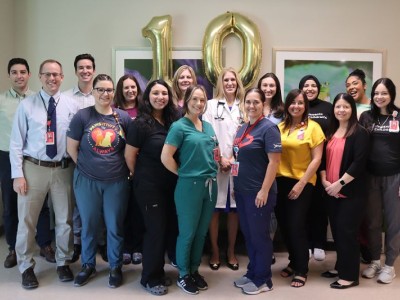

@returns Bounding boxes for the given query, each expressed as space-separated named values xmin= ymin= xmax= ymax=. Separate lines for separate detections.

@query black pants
xmin=135 ymin=178 xmax=177 ymax=287
xmin=327 ymin=193 xmax=364 ymax=281
xmin=306 ymin=176 xmax=328 ymax=250
xmin=276 ymin=177 xmax=313 ymax=275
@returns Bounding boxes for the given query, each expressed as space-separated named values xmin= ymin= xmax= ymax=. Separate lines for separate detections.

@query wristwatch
xmin=339 ymin=179 xmax=346 ymax=186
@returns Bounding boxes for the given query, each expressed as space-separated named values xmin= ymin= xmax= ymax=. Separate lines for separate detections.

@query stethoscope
xmin=214 ymin=100 xmax=245 ymax=124
xmin=214 ymin=101 xmax=225 ymax=120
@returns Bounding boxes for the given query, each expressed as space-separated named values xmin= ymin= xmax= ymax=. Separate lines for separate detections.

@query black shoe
xmin=98 ymin=245 xmax=108 ymax=262
xmin=74 ymin=264 xmax=96 ymax=287
xmin=57 ymin=265 xmax=74 ymax=282
xmin=191 ymin=271 xmax=208 ymax=290
xmin=321 ymin=270 xmax=339 ymax=278
xmin=272 ymin=255 xmax=276 ymax=265
xmin=108 ymin=266 xmax=123 ymax=288
xmin=70 ymin=244 xmax=81 ymax=263
xmin=209 ymin=262 xmax=220 ymax=271
xmin=330 ymin=280 xmax=359 ymax=289
xmin=40 ymin=245 xmax=56 ymax=263
xmin=4 ymin=250 xmax=17 ymax=268
xmin=22 ymin=267 xmax=39 ymax=289
xmin=177 ymin=274 xmax=199 ymax=295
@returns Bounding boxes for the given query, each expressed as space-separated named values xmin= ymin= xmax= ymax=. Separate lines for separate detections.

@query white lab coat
xmin=203 ymin=98 xmax=244 ymax=209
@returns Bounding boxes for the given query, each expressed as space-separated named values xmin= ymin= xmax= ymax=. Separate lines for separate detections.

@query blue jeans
xmin=235 ymin=190 xmax=276 ymax=287
xmin=73 ymin=169 xmax=129 ymax=268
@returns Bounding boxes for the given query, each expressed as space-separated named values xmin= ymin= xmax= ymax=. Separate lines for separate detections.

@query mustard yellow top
xmin=277 ymin=119 xmax=325 ymax=185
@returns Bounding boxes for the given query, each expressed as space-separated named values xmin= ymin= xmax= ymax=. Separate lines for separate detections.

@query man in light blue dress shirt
xmin=10 ymin=59 xmax=79 ymax=289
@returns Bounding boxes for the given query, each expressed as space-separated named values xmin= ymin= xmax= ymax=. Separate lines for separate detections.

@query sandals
xmin=144 ymin=283 xmax=168 ymax=295
xmin=291 ymin=273 xmax=307 ymax=288
xmin=280 ymin=267 xmax=294 ymax=278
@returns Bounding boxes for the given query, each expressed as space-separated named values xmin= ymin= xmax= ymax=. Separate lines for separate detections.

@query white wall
xmin=1 ymin=0 xmax=400 ymax=96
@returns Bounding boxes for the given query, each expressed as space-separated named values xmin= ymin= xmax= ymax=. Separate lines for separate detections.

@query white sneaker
xmin=241 ymin=282 xmax=272 ymax=295
xmin=313 ymin=248 xmax=326 ymax=261
xmin=362 ymin=261 xmax=381 ymax=279
xmin=377 ymin=265 xmax=396 ymax=284
xmin=309 ymin=249 xmax=312 ymax=259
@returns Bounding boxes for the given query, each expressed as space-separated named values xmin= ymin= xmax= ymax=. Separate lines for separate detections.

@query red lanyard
xmin=236 ymin=115 xmax=264 ymax=145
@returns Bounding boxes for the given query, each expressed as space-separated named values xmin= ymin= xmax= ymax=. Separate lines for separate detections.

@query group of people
xmin=1 ymin=54 xmax=399 ymax=296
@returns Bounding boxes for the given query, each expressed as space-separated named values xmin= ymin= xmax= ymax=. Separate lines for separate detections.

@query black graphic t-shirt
xmin=360 ymin=110 xmax=400 ymax=176
xmin=67 ymin=106 xmax=132 ymax=181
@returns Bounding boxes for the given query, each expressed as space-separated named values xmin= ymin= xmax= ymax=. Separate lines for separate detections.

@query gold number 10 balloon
xmin=142 ymin=13 xmax=261 ymax=88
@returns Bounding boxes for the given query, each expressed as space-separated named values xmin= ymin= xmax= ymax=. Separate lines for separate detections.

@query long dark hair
xmin=282 ymin=89 xmax=309 ymax=131
xmin=370 ymin=78 xmax=398 ymax=119
xmin=114 ymin=74 xmax=142 ymax=109
xmin=326 ymin=93 xmax=358 ymax=140
xmin=257 ymin=72 xmax=284 ymax=118
xmin=137 ymin=79 xmax=178 ymax=129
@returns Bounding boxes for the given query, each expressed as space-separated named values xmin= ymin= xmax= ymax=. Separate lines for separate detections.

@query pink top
xmin=326 ymin=136 xmax=346 ymax=197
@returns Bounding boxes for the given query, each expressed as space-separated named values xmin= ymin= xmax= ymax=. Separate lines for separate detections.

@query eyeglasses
xmin=94 ymin=87 xmax=115 ymax=94
xmin=40 ymin=72 xmax=62 ymax=78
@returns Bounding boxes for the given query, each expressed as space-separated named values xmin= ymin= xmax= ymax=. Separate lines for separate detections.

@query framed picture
xmin=273 ymin=48 xmax=386 ymax=102
xmin=112 ymin=47 xmax=214 ymax=99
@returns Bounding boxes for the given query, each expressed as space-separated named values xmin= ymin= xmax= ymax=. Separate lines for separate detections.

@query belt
xmin=24 ymin=156 xmax=69 ymax=168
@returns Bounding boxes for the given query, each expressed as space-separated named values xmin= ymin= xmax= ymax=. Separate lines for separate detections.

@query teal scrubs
xmin=165 ymin=117 xmax=218 ymax=276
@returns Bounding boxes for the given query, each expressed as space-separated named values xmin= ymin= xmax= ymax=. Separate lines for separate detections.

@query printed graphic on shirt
xmin=88 ymin=122 xmax=120 ymax=154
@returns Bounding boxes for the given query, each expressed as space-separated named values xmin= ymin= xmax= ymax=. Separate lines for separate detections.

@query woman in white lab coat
xmin=203 ymin=67 xmax=245 ymax=271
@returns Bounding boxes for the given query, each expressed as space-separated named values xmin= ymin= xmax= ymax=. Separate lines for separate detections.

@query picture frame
xmin=112 ymin=47 xmax=214 ymax=99
xmin=273 ymin=48 xmax=386 ymax=101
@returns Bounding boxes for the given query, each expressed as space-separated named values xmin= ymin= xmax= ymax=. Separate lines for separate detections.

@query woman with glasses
xmin=67 ymin=74 xmax=132 ymax=288
xmin=202 ymin=67 xmax=245 ymax=272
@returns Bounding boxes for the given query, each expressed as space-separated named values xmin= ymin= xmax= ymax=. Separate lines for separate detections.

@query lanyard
xmin=236 ymin=115 xmax=264 ymax=145
xmin=40 ymin=93 xmax=59 ymax=131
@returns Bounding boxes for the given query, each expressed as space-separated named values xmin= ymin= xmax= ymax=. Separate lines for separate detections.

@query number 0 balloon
xmin=202 ymin=12 xmax=262 ymax=88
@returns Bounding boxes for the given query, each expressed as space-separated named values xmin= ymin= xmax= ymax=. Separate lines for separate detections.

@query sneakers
xmin=241 ymin=281 xmax=273 ymax=295
xmin=22 ymin=267 xmax=39 ymax=289
xmin=40 ymin=245 xmax=56 ymax=263
xmin=362 ymin=261 xmax=381 ymax=279
xmin=108 ymin=266 xmax=123 ymax=288
xmin=377 ymin=265 xmax=396 ymax=284
xmin=313 ymin=248 xmax=326 ymax=261
xmin=234 ymin=276 xmax=252 ymax=288
xmin=74 ymin=264 xmax=96 ymax=287
xmin=4 ymin=250 xmax=17 ymax=268
xmin=131 ymin=252 xmax=142 ymax=265
xmin=191 ymin=271 xmax=208 ymax=290
xmin=177 ymin=274 xmax=199 ymax=295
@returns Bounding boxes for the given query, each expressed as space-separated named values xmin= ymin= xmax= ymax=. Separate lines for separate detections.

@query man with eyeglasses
xmin=63 ymin=54 xmax=108 ymax=264
xmin=0 ymin=58 xmax=56 ymax=270
xmin=9 ymin=59 xmax=79 ymax=289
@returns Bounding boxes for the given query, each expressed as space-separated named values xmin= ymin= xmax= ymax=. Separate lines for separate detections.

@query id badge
xmin=213 ymin=147 xmax=221 ymax=162
xmin=297 ymin=129 xmax=305 ymax=140
xmin=231 ymin=162 xmax=239 ymax=176
xmin=45 ymin=131 xmax=55 ymax=145
xmin=389 ymin=120 xmax=399 ymax=133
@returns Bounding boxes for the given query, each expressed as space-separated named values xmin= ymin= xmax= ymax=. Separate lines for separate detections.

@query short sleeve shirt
xmin=165 ymin=117 xmax=218 ymax=178
xmin=233 ymin=118 xmax=282 ymax=193
xmin=67 ymin=106 xmax=131 ymax=181
xmin=278 ymin=119 xmax=325 ymax=185
xmin=126 ymin=118 xmax=177 ymax=185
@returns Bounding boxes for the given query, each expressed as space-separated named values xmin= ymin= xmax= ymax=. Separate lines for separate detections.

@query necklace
xmin=377 ymin=115 xmax=390 ymax=127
